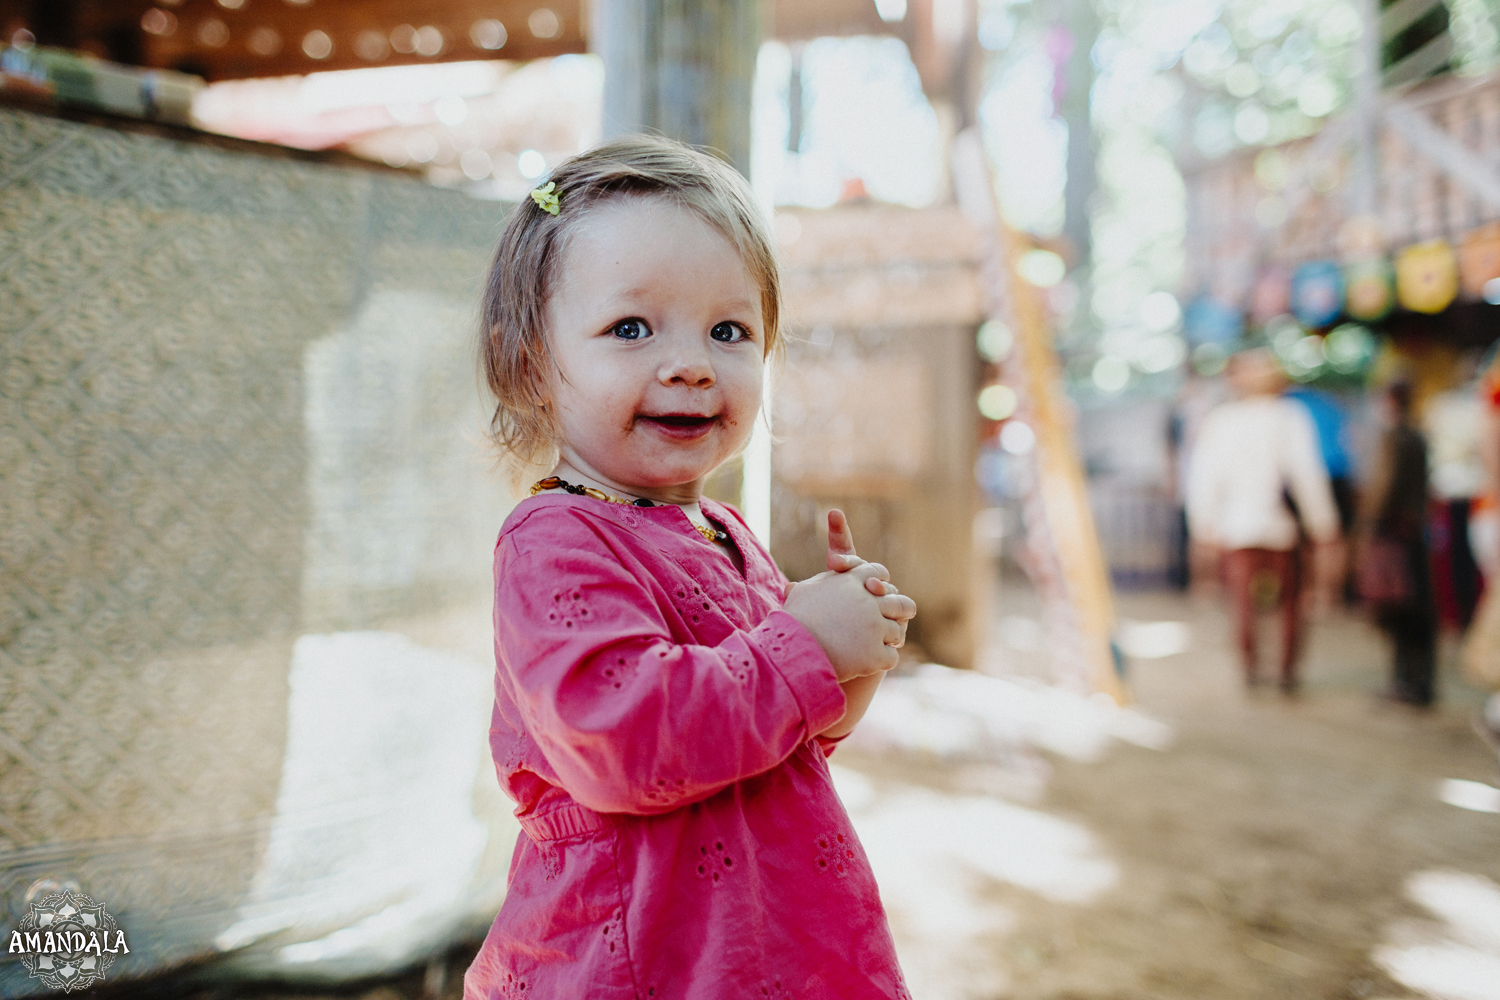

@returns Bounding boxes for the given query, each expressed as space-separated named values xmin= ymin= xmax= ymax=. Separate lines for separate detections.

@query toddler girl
xmin=464 ymin=135 xmax=915 ymax=999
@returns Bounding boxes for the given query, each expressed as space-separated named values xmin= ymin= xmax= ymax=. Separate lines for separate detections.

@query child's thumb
xmin=826 ymin=508 xmax=859 ymax=572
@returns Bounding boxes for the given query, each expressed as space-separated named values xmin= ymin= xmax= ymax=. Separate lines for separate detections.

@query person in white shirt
xmin=1187 ymin=349 xmax=1341 ymax=692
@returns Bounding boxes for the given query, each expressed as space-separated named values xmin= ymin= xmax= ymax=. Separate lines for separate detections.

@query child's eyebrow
xmin=713 ymin=296 xmax=760 ymax=316
xmin=606 ymin=287 xmax=760 ymax=318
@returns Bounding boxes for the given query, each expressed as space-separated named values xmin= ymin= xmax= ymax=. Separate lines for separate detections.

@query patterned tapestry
xmin=0 ymin=106 xmax=518 ymax=992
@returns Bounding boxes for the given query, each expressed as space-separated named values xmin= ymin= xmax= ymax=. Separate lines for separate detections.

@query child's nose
xmin=658 ymin=345 xmax=715 ymax=387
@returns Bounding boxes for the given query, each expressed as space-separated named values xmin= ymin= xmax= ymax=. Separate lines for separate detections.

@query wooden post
xmin=953 ymin=129 xmax=1124 ymax=700
xmin=1060 ymin=0 xmax=1098 ymax=265
xmin=591 ymin=0 xmax=762 ymax=175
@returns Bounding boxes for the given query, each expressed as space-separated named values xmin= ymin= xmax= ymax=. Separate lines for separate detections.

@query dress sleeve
xmin=814 ymin=733 xmax=851 ymax=757
xmin=493 ymin=523 xmax=847 ymax=815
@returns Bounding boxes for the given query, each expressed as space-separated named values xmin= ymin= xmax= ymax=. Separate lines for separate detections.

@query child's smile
xmin=636 ymin=411 xmax=720 ymax=440
xmin=544 ymin=195 xmax=766 ymax=504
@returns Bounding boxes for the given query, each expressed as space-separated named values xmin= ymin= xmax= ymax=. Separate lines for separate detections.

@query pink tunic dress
xmin=463 ymin=493 xmax=907 ymax=999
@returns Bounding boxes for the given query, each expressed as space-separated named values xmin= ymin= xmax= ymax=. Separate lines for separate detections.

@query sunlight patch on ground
xmin=998 ymin=616 xmax=1191 ymax=661
xmin=1375 ymin=870 xmax=1500 ymax=1000
xmin=832 ymin=766 xmax=1118 ymax=1000
xmin=834 ymin=662 xmax=1171 ymax=996
xmin=1438 ymin=778 xmax=1500 ymax=814
xmin=1117 ymin=619 xmax=1193 ymax=659
xmin=850 ymin=663 xmax=1175 ymax=764
xmin=997 ymin=615 xmax=1046 ymax=652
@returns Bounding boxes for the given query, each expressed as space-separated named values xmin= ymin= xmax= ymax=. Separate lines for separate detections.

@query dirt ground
xmin=842 ymin=584 xmax=1500 ymax=1000
xmin=114 ymin=586 xmax=1500 ymax=1000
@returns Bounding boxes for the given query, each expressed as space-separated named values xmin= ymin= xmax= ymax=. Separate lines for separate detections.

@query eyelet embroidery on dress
xmin=814 ymin=831 xmax=856 ymax=876
xmin=724 ymin=653 xmax=752 ymax=685
xmin=497 ymin=970 xmax=530 ymax=997
xmin=695 ymin=840 xmax=734 ymax=885
xmin=757 ymin=979 xmax=789 ymax=998
xmin=672 ymin=577 xmax=724 ymax=629
xmin=600 ymin=908 xmax=623 ymax=955
xmin=642 ymin=775 xmax=688 ymax=806
xmin=601 ymin=653 xmax=635 ymax=690
xmin=547 ymin=587 xmax=592 ymax=629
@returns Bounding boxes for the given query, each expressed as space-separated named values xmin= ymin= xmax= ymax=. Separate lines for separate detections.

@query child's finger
xmin=876 ymin=592 xmax=917 ymax=622
xmin=850 ymin=561 xmax=891 ymax=585
xmin=826 ymin=509 xmax=858 ymax=572
xmin=880 ymin=618 xmax=905 ymax=649
xmin=864 ymin=577 xmax=893 ymax=596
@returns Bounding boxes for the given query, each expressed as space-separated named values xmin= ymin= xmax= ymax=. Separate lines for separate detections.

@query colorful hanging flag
xmin=1344 ymin=257 xmax=1395 ymax=322
xmin=1183 ymin=295 xmax=1243 ymax=344
xmin=1290 ymin=260 xmax=1345 ymax=328
xmin=1395 ymin=240 xmax=1459 ymax=314
xmin=1459 ymin=222 xmax=1500 ymax=300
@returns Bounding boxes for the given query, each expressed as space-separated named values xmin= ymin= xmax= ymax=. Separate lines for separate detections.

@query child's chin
xmin=620 ymin=458 xmax=718 ymax=489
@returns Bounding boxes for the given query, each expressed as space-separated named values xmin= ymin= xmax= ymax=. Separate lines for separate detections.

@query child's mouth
xmin=637 ymin=413 xmax=718 ymax=440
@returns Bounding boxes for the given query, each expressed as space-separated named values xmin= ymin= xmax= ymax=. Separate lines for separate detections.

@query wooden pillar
xmin=591 ymin=0 xmax=762 ymax=175
xmin=1060 ymin=0 xmax=1097 ymax=265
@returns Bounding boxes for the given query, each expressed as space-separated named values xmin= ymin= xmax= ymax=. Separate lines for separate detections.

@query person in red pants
xmin=1188 ymin=350 xmax=1342 ymax=692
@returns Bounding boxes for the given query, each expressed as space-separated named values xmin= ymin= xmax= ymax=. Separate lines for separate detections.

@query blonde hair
xmin=478 ymin=134 xmax=781 ymax=476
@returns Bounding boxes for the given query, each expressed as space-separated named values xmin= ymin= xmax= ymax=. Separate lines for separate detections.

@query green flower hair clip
xmin=530 ymin=181 xmax=560 ymax=216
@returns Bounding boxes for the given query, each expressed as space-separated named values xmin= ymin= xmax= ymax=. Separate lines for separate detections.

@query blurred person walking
xmin=1285 ymin=384 xmax=1358 ymax=600
xmin=1167 ymin=374 xmax=1227 ymax=590
xmin=1188 ymin=349 xmax=1341 ymax=692
xmin=1358 ymin=382 xmax=1437 ymax=707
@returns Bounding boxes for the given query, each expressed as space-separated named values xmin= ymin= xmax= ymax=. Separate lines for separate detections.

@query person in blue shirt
xmin=1286 ymin=385 xmax=1358 ymax=606
xmin=1285 ymin=386 xmax=1355 ymax=523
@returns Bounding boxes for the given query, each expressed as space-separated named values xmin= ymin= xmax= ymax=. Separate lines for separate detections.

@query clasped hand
xmin=782 ymin=510 xmax=917 ymax=682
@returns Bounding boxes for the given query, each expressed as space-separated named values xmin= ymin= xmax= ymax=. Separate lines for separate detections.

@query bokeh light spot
xmin=471 ymin=19 xmax=507 ymax=51
xmin=518 ymin=149 xmax=547 ymax=179
xmin=1092 ymin=356 xmax=1130 ymax=393
xmin=977 ymin=320 xmax=1015 ymax=362
xmin=1000 ymin=420 xmax=1036 ymax=455
xmin=302 ymin=30 xmax=332 ymax=60
xmin=978 ymin=385 xmax=1018 ymax=421
xmin=1018 ymin=249 xmax=1066 ymax=288
xmin=529 ymin=8 xmax=562 ymax=39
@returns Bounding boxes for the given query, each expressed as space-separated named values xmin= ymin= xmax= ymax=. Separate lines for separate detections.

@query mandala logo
xmin=7 ymin=889 xmax=130 ymax=993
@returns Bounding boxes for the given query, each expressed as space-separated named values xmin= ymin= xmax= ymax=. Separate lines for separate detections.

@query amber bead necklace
xmin=530 ymin=476 xmax=729 ymax=544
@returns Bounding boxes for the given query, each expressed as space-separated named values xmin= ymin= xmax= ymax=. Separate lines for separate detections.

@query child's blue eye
xmin=610 ymin=319 xmax=651 ymax=341
xmin=710 ymin=322 xmax=748 ymax=343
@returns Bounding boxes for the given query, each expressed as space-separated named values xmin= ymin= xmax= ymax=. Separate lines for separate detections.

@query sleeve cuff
xmin=814 ymin=732 xmax=850 ymax=757
xmin=752 ymin=609 xmax=846 ymax=738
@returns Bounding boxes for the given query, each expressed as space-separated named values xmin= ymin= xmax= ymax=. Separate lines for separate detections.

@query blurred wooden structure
xmin=3 ymin=0 xmax=909 ymax=81
xmin=1182 ymin=71 xmax=1500 ymax=318
xmin=772 ymin=203 xmax=986 ymax=670
xmin=593 ymin=0 xmax=761 ymax=174
xmin=952 ymin=131 xmax=1123 ymax=700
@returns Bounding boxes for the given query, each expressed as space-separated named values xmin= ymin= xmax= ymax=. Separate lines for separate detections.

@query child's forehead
xmin=557 ymin=197 xmax=759 ymax=291
xmin=569 ymin=193 xmax=724 ymax=242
